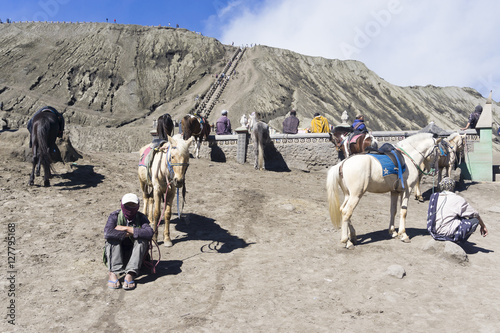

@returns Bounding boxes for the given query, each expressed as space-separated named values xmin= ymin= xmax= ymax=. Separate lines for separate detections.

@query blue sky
xmin=3 ymin=0 xmax=500 ymax=102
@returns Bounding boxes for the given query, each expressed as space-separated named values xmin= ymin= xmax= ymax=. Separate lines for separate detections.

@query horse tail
xmin=258 ymin=141 xmax=264 ymax=168
xmin=157 ymin=113 xmax=174 ymax=139
xmin=253 ymin=122 xmax=269 ymax=169
xmin=326 ymin=163 xmax=342 ymax=229
xmin=181 ymin=115 xmax=191 ymax=140
xmin=34 ymin=116 xmax=53 ymax=167
xmin=202 ymin=117 xmax=211 ymax=139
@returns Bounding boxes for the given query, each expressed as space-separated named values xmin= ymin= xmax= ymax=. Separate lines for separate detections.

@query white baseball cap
xmin=121 ymin=193 xmax=139 ymax=205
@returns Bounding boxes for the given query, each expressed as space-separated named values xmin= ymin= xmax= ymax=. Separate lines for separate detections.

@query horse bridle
xmin=160 ymin=145 xmax=189 ymax=181
xmin=397 ymin=138 xmax=440 ymax=176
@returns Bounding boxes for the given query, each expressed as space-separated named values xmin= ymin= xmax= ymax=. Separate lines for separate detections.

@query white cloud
xmin=211 ymin=0 xmax=500 ymax=101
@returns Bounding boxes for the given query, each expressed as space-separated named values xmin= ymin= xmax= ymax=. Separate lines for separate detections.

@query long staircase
xmin=196 ymin=47 xmax=246 ymax=118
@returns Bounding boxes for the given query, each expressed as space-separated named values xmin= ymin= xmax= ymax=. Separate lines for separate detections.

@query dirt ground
xmin=1 ymin=130 xmax=500 ymax=332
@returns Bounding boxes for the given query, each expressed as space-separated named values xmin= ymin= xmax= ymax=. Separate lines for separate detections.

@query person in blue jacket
xmin=352 ymin=114 xmax=367 ymax=133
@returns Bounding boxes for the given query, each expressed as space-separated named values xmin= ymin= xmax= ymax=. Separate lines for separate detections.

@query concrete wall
xmin=162 ymin=129 xmax=488 ymax=178
xmin=194 ymin=133 xmax=339 ymax=171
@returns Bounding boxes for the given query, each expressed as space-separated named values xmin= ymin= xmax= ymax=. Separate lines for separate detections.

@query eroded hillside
xmin=0 ymin=22 xmax=497 ymax=152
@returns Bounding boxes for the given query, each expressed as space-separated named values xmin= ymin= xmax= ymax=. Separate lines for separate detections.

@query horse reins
xmin=396 ymin=140 xmax=439 ymax=176
xmin=160 ymin=144 xmax=189 ymax=226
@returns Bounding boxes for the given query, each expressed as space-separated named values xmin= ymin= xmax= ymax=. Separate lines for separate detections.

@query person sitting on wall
xmin=282 ymin=110 xmax=300 ymax=134
xmin=310 ymin=112 xmax=329 ymax=133
xmin=351 ymin=114 xmax=368 ymax=134
xmin=216 ymin=110 xmax=232 ymax=135
xmin=461 ymin=105 xmax=483 ymax=135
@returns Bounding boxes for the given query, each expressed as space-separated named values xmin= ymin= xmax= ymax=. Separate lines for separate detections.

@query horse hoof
xmin=401 ymin=236 xmax=411 ymax=243
xmin=43 ymin=181 xmax=50 ymax=187
xmin=163 ymin=240 xmax=173 ymax=247
xmin=345 ymin=241 xmax=355 ymax=249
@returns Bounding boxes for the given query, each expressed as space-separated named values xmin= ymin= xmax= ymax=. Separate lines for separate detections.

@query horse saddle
xmin=139 ymin=140 xmax=167 ymax=183
xmin=348 ymin=133 xmax=364 ymax=144
xmin=151 ymin=138 xmax=166 ymax=149
xmin=367 ymin=143 xmax=406 ymax=178
xmin=437 ymin=141 xmax=449 ymax=157
xmin=139 ymin=146 xmax=153 ymax=168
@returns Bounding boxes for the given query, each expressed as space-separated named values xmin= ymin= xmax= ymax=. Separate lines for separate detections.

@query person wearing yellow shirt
xmin=310 ymin=112 xmax=330 ymax=133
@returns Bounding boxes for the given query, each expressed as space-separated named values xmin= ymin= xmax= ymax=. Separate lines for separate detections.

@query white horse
xmin=326 ymin=133 xmax=440 ymax=248
xmin=138 ymin=134 xmax=194 ymax=246
xmin=249 ymin=112 xmax=270 ymax=170
xmin=414 ymin=133 xmax=465 ymax=201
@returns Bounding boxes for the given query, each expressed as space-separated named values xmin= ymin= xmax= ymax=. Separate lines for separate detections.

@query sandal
xmin=108 ymin=279 xmax=121 ymax=289
xmin=123 ymin=280 xmax=136 ymax=290
xmin=123 ymin=273 xmax=136 ymax=290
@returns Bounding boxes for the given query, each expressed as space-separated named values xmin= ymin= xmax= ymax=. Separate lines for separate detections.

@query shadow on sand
xmin=356 ymin=227 xmax=429 ymax=246
xmin=167 ymin=213 xmax=251 ymax=253
xmin=54 ymin=164 xmax=105 ymax=189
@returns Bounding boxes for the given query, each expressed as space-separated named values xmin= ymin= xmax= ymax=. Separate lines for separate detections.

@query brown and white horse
xmin=181 ymin=114 xmax=211 ymax=158
xmin=330 ymin=126 xmax=378 ymax=160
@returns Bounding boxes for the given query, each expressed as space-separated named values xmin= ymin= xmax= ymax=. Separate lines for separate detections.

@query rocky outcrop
xmin=0 ymin=22 xmax=231 ymax=129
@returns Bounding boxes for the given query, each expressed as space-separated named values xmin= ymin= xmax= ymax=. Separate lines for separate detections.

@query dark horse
xmin=29 ymin=110 xmax=62 ymax=186
xmin=181 ymin=114 xmax=211 ymax=158
xmin=156 ymin=113 xmax=174 ymax=140
xmin=330 ymin=126 xmax=377 ymax=160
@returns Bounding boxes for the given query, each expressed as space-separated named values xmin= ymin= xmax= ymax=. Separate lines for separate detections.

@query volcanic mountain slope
xmin=0 ymin=22 xmax=497 ymax=151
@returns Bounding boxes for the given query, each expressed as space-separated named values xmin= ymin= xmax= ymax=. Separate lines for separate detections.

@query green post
xmin=464 ymin=92 xmax=494 ymax=181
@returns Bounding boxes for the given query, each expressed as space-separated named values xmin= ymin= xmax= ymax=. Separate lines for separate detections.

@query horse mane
xmin=170 ymin=134 xmax=192 ymax=158
xmin=398 ymin=132 xmax=434 ymax=148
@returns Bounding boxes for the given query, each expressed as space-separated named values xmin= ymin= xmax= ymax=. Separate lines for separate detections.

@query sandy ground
xmin=1 ymin=131 xmax=500 ymax=332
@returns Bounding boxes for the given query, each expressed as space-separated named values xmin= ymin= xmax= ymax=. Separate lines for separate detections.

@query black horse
xmin=29 ymin=110 xmax=62 ymax=186
xmin=156 ymin=113 xmax=174 ymax=140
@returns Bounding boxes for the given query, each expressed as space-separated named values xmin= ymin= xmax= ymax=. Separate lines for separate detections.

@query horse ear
xmin=186 ymin=136 xmax=194 ymax=146
xmin=168 ymin=135 xmax=176 ymax=146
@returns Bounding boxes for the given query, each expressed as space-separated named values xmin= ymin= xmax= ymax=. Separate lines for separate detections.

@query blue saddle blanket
xmin=368 ymin=154 xmax=406 ymax=176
